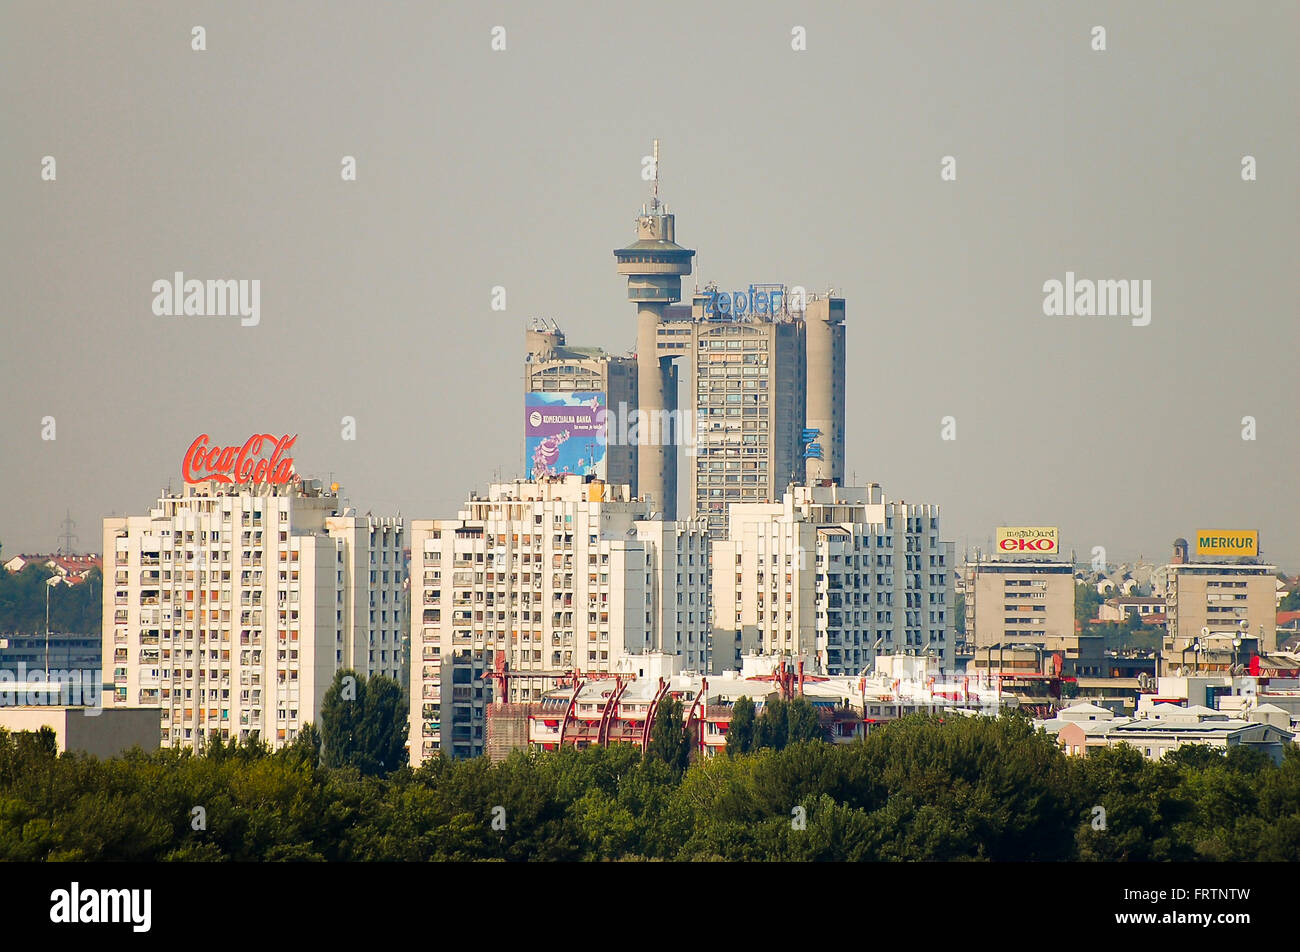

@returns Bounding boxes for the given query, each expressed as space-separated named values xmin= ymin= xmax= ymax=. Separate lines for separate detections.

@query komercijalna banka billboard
xmin=525 ymin=391 xmax=607 ymax=480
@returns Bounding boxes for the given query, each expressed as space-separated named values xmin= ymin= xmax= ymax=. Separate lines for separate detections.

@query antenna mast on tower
xmin=651 ymin=138 xmax=660 ymax=212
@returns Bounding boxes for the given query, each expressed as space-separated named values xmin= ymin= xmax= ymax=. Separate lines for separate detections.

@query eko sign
xmin=996 ymin=526 xmax=1059 ymax=554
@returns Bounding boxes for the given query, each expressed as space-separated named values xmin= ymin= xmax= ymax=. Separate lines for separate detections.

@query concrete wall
xmin=0 ymin=707 xmax=160 ymax=757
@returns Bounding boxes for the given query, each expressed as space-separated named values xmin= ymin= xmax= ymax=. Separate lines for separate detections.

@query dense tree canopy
xmin=319 ymin=670 xmax=407 ymax=776
xmin=646 ymin=697 xmax=691 ymax=773
xmin=1 ymin=713 xmax=1297 ymax=861
xmin=0 ymin=565 xmax=101 ymax=635
xmin=726 ymin=696 xmax=756 ymax=756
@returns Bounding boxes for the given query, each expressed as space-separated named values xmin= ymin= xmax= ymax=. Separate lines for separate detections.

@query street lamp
xmin=44 ymin=576 xmax=61 ymax=686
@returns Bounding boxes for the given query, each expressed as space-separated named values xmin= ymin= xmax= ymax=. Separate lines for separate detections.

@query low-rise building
xmin=965 ymin=555 xmax=1075 ymax=652
xmin=0 ymin=633 xmax=101 ymax=673
xmin=1161 ymin=537 xmax=1277 ymax=674
xmin=1055 ymin=703 xmax=1292 ymax=764
xmin=3 ymin=554 xmax=102 ymax=583
xmin=0 ymin=706 xmax=160 ymax=757
xmin=511 ymin=652 xmax=1012 ymax=759
xmin=1098 ymin=596 xmax=1165 ymax=622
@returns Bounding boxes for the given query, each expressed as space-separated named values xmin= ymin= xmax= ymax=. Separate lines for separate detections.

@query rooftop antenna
xmin=651 ymin=138 xmax=660 ymax=213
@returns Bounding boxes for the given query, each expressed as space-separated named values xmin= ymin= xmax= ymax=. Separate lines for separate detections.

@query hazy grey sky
xmin=3 ymin=1 xmax=1296 ymax=568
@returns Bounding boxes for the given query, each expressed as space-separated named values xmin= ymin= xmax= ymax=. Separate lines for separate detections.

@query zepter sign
xmin=996 ymin=526 xmax=1059 ymax=555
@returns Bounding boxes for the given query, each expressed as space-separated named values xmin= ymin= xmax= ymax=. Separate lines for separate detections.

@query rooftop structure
xmin=500 ymin=651 xmax=1013 ymax=760
xmin=613 ymin=140 xmax=694 ymax=520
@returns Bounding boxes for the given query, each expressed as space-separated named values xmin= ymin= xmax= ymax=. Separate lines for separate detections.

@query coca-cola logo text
xmin=183 ymin=434 xmax=297 ymax=485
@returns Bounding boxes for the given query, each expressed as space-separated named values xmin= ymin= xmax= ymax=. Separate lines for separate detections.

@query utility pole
xmin=58 ymin=509 xmax=78 ymax=555
xmin=45 ymin=578 xmax=55 ymax=678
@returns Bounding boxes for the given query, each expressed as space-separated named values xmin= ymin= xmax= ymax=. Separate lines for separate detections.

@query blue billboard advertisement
xmin=525 ymin=391 xmax=607 ymax=480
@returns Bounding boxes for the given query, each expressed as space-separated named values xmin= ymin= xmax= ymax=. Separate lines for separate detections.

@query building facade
xmin=965 ymin=558 xmax=1076 ymax=651
xmin=1163 ymin=559 xmax=1277 ymax=674
xmin=103 ymin=481 xmax=404 ymax=750
xmin=524 ymin=320 xmax=637 ymax=492
xmin=519 ymin=651 xmax=1008 ymax=760
xmin=680 ymin=302 xmax=809 ymax=538
xmin=408 ymin=475 xmax=709 ymax=763
xmin=712 ymin=484 xmax=954 ymax=675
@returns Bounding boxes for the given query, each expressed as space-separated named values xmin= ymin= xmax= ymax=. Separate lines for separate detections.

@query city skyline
xmin=3 ymin=2 xmax=1296 ymax=569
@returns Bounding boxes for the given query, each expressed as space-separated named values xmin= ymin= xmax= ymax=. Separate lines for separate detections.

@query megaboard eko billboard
xmin=996 ymin=526 xmax=1060 ymax=555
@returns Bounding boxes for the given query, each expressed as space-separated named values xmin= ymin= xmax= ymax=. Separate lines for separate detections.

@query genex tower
xmin=613 ymin=140 xmax=694 ymax=519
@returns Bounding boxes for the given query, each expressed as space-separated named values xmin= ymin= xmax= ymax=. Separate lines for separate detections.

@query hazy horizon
xmin=2 ymin=1 xmax=1296 ymax=570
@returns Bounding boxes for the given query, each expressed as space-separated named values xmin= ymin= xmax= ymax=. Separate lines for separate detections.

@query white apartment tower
xmin=409 ymin=475 xmax=709 ymax=763
xmin=103 ymin=480 xmax=404 ymax=750
xmin=712 ymin=484 xmax=954 ymax=675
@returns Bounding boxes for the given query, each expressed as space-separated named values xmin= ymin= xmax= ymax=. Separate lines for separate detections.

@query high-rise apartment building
xmin=103 ymin=480 xmax=404 ymax=750
xmin=680 ymin=297 xmax=808 ymax=537
xmin=650 ymin=288 xmax=848 ymax=537
xmin=408 ymin=475 xmax=709 ymax=763
xmin=524 ymin=319 xmax=637 ymax=491
xmin=712 ymin=484 xmax=954 ymax=675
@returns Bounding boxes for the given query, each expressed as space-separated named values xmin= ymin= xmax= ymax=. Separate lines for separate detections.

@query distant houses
xmin=2 ymin=554 xmax=101 ymax=586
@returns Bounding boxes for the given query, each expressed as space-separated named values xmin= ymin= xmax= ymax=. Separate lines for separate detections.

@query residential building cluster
xmin=9 ymin=147 xmax=1291 ymax=767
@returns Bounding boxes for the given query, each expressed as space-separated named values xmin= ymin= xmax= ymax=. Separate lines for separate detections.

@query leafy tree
xmin=0 ymin=565 xmax=102 ymax=635
xmin=953 ymin=593 xmax=966 ymax=634
xmin=1073 ymin=745 xmax=1195 ymax=861
xmin=1163 ymin=744 xmax=1225 ymax=770
xmin=754 ymin=698 xmax=789 ymax=751
xmin=285 ymin=722 xmax=323 ymax=767
xmin=320 ymin=670 xmax=407 ymax=775
xmin=1075 ymin=582 xmax=1103 ymax=626
xmin=6 ymin=699 xmax=1300 ymax=862
xmin=785 ymin=696 xmax=824 ymax=744
xmin=646 ymin=697 xmax=690 ymax=772
xmin=1281 ymin=590 xmax=1300 ymax=612
xmin=726 ymin=696 xmax=756 ymax=756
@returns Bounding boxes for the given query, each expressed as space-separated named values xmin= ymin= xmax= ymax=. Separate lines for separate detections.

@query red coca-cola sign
xmin=183 ymin=434 xmax=298 ymax=485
